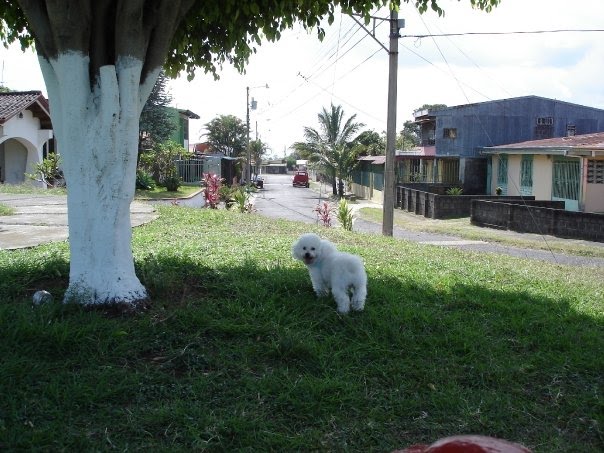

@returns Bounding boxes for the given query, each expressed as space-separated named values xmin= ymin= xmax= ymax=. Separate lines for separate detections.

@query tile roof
xmin=486 ymin=132 xmax=604 ymax=150
xmin=0 ymin=91 xmax=50 ymax=125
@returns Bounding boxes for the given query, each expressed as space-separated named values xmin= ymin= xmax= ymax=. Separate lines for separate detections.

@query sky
xmin=2 ymin=0 xmax=604 ymax=159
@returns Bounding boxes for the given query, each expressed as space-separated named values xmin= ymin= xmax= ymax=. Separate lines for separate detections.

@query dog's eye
xmin=311 ymin=247 xmax=315 ymax=251
xmin=302 ymin=246 xmax=306 ymax=250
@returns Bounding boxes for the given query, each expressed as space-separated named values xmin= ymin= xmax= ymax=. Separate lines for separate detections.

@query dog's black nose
xmin=304 ymin=252 xmax=311 ymax=259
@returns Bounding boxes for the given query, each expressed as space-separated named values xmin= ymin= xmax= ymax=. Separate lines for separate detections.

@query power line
xmin=424 ymin=15 xmax=514 ymax=99
xmin=306 ymin=25 xmax=364 ymax=81
xmin=299 ymin=72 xmax=385 ymax=125
xmin=411 ymin=15 xmax=562 ymax=262
xmin=403 ymin=28 xmax=604 ymax=39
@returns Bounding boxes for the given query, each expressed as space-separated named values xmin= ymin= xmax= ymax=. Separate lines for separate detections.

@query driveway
xmin=0 ymin=193 xmax=157 ymax=250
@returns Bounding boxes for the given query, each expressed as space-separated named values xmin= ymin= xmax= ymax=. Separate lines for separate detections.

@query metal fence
xmin=175 ymin=159 xmax=205 ymax=183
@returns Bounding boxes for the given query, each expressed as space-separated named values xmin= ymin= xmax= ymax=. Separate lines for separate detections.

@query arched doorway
xmin=0 ymin=138 xmax=29 ymax=184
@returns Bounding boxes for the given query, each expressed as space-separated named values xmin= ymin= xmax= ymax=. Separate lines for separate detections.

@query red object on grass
xmin=395 ymin=435 xmax=531 ymax=453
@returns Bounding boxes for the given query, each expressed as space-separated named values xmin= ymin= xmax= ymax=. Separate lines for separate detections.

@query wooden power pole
xmin=350 ymin=10 xmax=403 ymax=236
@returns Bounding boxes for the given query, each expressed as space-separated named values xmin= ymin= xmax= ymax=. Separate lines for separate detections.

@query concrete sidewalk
xmin=0 ymin=193 xmax=157 ymax=250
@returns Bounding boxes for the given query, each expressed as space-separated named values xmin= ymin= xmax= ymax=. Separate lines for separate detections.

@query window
xmin=443 ymin=128 xmax=457 ymax=139
xmin=566 ymin=124 xmax=576 ymax=136
xmin=553 ymin=157 xmax=580 ymax=200
xmin=441 ymin=160 xmax=459 ymax=184
xmin=587 ymin=159 xmax=604 ymax=184
xmin=536 ymin=117 xmax=553 ymax=125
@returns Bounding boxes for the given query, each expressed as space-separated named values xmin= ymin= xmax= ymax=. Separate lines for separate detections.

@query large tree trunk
xmin=14 ymin=0 xmax=195 ymax=308
xmin=39 ymin=53 xmax=159 ymax=306
xmin=337 ymin=178 xmax=345 ymax=199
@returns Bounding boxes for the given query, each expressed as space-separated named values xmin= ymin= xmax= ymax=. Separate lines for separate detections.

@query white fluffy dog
xmin=292 ymin=233 xmax=367 ymax=314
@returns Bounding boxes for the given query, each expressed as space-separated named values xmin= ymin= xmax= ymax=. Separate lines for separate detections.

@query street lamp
xmin=246 ymin=83 xmax=269 ymax=183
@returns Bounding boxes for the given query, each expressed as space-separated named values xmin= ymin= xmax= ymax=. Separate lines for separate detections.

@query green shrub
xmin=336 ymin=199 xmax=354 ymax=231
xmin=217 ymin=185 xmax=232 ymax=203
xmin=162 ymin=175 xmax=181 ymax=192
xmin=136 ymin=170 xmax=156 ymax=190
xmin=446 ymin=187 xmax=463 ymax=195
xmin=26 ymin=153 xmax=64 ymax=187
xmin=229 ymin=187 xmax=255 ymax=213
xmin=138 ymin=141 xmax=191 ymax=185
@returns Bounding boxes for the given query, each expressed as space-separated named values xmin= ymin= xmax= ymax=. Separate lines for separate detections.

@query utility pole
xmin=246 ymin=84 xmax=268 ymax=183
xmin=246 ymin=86 xmax=251 ymax=183
xmin=383 ymin=9 xmax=402 ymax=236
xmin=350 ymin=10 xmax=403 ymax=236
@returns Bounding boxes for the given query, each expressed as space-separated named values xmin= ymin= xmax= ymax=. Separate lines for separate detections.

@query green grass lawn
xmin=0 ymin=203 xmax=14 ymax=216
xmin=135 ymin=184 xmax=201 ymax=200
xmin=0 ymin=183 xmax=200 ymax=200
xmin=0 ymin=207 xmax=602 ymax=451
xmin=0 ymin=184 xmax=67 ymax=196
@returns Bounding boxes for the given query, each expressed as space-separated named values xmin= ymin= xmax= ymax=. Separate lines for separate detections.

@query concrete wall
xmin=583 ymin=159 xmax=604 ymax=213
xmin=533 ymin=155 xmax=553 ymax=200
xmin=397 ymin=185 xmax=530 ymax=219
xmin=506 ymin=155 xmax=522 ymax=195
xmin=351 ymin=181 xmax=383 ymax=204
xmin=584 ymin=182 xmax=604 ymax=213
xmin=471 ymin=199 xmax=604 ymax=242
xmin=489 ymin=153 xmax=554 ymax=199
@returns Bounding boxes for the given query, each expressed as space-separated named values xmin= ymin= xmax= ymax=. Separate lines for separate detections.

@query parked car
xmin=292 ymin=171 xmax=310 ymax=188
xmin=252 ymin=174 xmax=264 ymax=189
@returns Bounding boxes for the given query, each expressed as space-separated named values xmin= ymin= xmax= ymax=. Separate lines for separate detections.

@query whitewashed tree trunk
xmin=40 ymin=52 xmax=159 ymax=306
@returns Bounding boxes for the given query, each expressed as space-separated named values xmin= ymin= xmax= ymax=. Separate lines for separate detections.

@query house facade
xmin=351 ymin=155 xmax=385 ymax=203
xmin=0 ymin=91 xmax=53 ymax=186
xmin=481 ymin=132 xmax=604 ymax=212
xmin=168 ymin=108 xmax=200 ymax=152
xmin=407 ymin=96 xmax=604 ymax=194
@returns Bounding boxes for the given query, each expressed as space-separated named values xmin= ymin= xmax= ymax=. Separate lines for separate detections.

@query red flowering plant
xmin=314 ymin=200 xmax=333 ymax=227
xmin=202 ymin=173 xmax=223 ymax=209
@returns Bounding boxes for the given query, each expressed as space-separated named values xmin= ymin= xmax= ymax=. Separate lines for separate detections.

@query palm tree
xmin=292 ymin=104 xmax=364 ymax=197
xmin=249 ymin=139 xmax=269 ymax=176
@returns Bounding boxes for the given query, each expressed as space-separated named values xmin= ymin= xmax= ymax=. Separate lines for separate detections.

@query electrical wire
xmin=413 ymin=12 xmax=562 ymax=262
xmin=403 ymin=29 xmax=604 ymax=39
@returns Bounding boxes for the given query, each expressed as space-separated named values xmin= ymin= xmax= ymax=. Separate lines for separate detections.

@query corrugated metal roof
xmin=358 ymin=155 xmax=386 ymax=164
xmin=0 ymin=91 xmax=50 ymax=126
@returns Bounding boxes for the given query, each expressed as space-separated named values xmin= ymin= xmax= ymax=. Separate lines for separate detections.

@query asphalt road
xmin=253 ymin=173 xmax=333 ymax=226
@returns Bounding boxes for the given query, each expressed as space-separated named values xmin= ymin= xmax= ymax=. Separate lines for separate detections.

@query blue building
xmin=402 ymin=96 xmax=604 ymax=194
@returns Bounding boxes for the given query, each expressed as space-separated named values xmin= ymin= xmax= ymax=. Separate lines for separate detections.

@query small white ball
xmin=33 ymin=290 xmax=53 ymax=305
